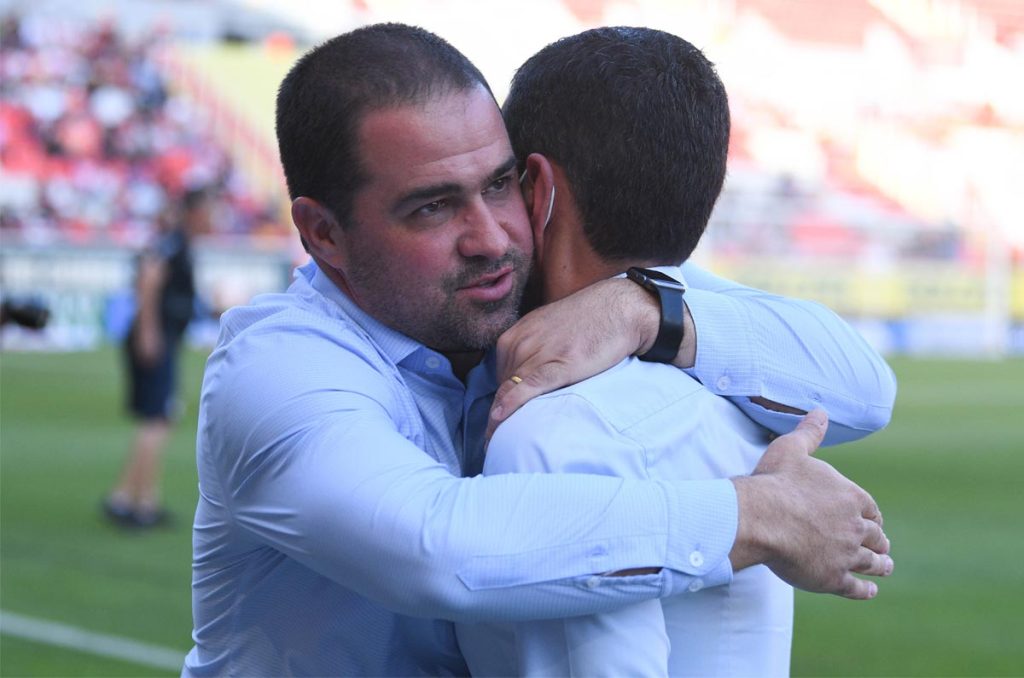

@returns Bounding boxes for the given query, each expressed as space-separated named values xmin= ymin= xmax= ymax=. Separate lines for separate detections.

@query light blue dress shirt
xmin=679 ymin=262 xmax=896 ymax=445
xmin=456 ymin=267 xmax=793 ymax=677
xmin=184 ymin=261 xmax=894 ymax=676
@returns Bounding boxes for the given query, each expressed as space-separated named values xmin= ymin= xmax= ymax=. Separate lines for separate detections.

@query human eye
xmin=483 ymin=174 xmax=514 ymax=197
xmin=412 ymin=198 xmax=449 ymax=219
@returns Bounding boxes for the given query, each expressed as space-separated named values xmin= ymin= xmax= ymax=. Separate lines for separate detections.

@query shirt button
xmin=586 ymin=576 xmax=601 ymax=589
xmin=425 ymin=356 xmax=441 ymax=369
xmin=689 ymin=550 xmax=704 ymax=568
xmin=688 ymin=578 xmax=705 ymax=593
xmin=716 ymin=375 xmax=731 ymax=391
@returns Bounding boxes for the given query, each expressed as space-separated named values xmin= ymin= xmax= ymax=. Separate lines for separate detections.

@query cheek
xmin=392 ymin=241 xmax=457 ymax=284
xmin=505 ymin=215 xmax=534 ymax=256
xmin=502 ymin=193 xmax=533 ymax=249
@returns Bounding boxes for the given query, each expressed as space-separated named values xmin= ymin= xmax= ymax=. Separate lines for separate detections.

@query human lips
xmin=456 ymin=266 xmax=515 ymax=303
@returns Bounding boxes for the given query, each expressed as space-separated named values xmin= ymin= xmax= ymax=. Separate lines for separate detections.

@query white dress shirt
xmin=456 ymin=266 xmax=793 ymax=677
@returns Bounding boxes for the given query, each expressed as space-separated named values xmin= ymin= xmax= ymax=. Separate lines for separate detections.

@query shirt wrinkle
xmin=185 ymin=258 xmax=890 ymax=676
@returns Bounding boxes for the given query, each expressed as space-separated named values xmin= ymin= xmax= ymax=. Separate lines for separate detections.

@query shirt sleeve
xmin=477 ymin=394 xmax=677 ymax=677
xmin=680 ymin=261 xmax=897 ymax=445
xmin=200 ymin=322 xmax=735 ymax=625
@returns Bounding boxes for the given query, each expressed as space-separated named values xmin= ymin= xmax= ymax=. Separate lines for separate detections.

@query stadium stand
xmin=0 ymin=13 xmax=285 ymax=246
xmin=1 ymin=0 xmax=1021 ymax=352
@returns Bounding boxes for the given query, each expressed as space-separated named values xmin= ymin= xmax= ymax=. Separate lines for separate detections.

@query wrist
xmin=728 ymin=475 xmax=779 ymax=572
xmin=625 ymin=280 xmax=660 ymax=356
xmin=626 ymin=267 xmax=686 ymax=362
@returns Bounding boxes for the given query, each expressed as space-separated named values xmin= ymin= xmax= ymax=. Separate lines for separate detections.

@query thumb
xmin=791 ymin=409 xmax=829 ymax=455
xmin=755 ymin=409 xmax=829 ymax=474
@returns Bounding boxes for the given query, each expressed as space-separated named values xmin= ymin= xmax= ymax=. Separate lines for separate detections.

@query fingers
xmin=486 ymin=365 xmax=566 ymax=439
xmin=853 ymin=547 xmax=895 ymax=578
xmin=861 ymin=518 xmax=890 ymax=556
xmin=836 ymin=523 xmax=894 ymax=600
xmin=486 ymin=377 xmax=534 ymax=439
xmin=862 ymin=494 xmax=884 ymax=528
xmin=837 ymin=574 xmax=879 ymax=601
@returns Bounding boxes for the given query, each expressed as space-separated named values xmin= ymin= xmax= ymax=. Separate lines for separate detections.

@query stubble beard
xmin=427 ymin=249 xmax=531 ymax=352
xmin=348 ymin=249 xmax=532 ymax=354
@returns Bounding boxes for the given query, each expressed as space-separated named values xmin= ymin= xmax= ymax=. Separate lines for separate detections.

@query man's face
xmin=338 ymin=86 xmax=533 ymax=353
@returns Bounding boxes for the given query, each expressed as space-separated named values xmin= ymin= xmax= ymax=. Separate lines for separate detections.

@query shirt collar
xmin=300 ymin=260 xmax=483 ymax=378
xmin=300 ymin=260 xmax=425 ymax=367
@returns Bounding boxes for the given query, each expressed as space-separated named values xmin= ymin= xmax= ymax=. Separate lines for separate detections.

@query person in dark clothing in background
xmin=103 ymin=187 xmax=210 ymax=528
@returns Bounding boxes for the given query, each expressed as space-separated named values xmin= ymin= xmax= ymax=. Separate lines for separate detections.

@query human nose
xmin=458 ymin=199 xmax=510 ymax=260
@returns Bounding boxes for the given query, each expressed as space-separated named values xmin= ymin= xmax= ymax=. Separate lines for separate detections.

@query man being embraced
xmin=456 ymin=27 xmax=888 ymax=677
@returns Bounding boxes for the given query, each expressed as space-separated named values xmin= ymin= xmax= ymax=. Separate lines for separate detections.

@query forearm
xmin=492 ymin=269 xmax=894 ymax=445
xmin=683 ymin=287 xmax=895 ymax=443
xmin=679 ymin=262 xmax=896 ymax=444
xmin=235 ymin=446 xmax=733 ymax=621
xmin=223 ymin=404 xmax=734 ymax=623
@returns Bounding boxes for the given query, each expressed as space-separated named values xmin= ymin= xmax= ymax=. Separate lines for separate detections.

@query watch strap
xmin=627 ymin=267 xmax=685 ymax=363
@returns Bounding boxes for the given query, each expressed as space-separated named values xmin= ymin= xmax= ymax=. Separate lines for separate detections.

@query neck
xmin=547 ymin=255 xmax=671 ymax=304
xmin=315 ymin=257 xmax=484 ymax=382
xmin=541 ymin=204 xmax=670 ymax=303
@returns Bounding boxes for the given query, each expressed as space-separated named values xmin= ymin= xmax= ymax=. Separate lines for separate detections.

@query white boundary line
xmin=0 ymin=609 xmax=184 ymax=672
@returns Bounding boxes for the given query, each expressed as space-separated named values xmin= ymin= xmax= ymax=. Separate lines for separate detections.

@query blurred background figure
xmin=102 ymin=187 xmax=210 ymax=529
xmin=0 ymin=296 xmax=50 ymax=330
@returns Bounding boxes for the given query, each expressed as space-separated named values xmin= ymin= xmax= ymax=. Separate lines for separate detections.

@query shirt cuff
xmin=682 ymin=288 xmax=763 ymax=398
xmin=659 ymin=477 xmax=737 ymax=595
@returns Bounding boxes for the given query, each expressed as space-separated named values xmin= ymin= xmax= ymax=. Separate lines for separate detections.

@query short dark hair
xmin=503 ymin=27 xmax=730 ymax=264
xmin=276 ymin=23 xmax=492 ymax=228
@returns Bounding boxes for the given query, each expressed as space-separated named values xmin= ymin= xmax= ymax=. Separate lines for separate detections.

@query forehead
xmin=355 ymin=87 xmax=513 ymax=199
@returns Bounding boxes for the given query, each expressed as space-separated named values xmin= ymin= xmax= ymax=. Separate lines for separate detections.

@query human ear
xmin=291 ymin=197 xmax=346 ymax=269
xmin=523 ymin=153 xmax=556 ymax=263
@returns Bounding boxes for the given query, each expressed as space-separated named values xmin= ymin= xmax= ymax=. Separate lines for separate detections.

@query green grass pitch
xmin=2 ymin=348 xmax=1022 ymax=676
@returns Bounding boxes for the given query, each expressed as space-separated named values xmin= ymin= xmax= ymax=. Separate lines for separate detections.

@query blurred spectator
xmin=102 ymin=187 xmax=210 ymax=529
xmin=0 ymin=12 xmax=281 ymax=245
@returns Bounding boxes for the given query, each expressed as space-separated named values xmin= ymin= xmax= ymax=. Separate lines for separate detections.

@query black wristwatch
xmin=626 ymin=267 xmax=686 ymax=363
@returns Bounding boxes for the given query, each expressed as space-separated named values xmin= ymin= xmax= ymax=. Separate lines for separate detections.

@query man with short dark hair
xmin=185 ymin=24 xmax=893 ymax=676
xmin=457 ymin=27 xmax=881 ymax=676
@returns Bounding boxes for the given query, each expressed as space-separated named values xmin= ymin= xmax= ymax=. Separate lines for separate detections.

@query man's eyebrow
xmin=393 ymin=182 xmax=462 ymax=216
xmin=488 ymin=156 xmax=518 ymax=184
xmin=391 ymin=156 xmax=518 ymax=216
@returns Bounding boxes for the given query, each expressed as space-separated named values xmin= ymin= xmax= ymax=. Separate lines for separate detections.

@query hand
xmin=730 ymin=410 xmax=893 ymax=600
xmin=488 ymin=278 xmax=651 ymax=439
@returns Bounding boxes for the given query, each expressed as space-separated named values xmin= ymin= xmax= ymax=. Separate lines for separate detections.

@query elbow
xmin=869 ymin=359 xmax=899 ymax=431
xmin=823 ymin=363 xmax=897 ymax=446
xmin=374 ymin=522 xmax=486 ymax=622
xmin=396 ymin=567 xmax=480 ymax=622
xmin=857 ymin=399 xmax=894 ymax=437
xmin=847 ymin=352 xmax=898 ymax=435
xmin=868 ymin=403 xmax=894 ymax=433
